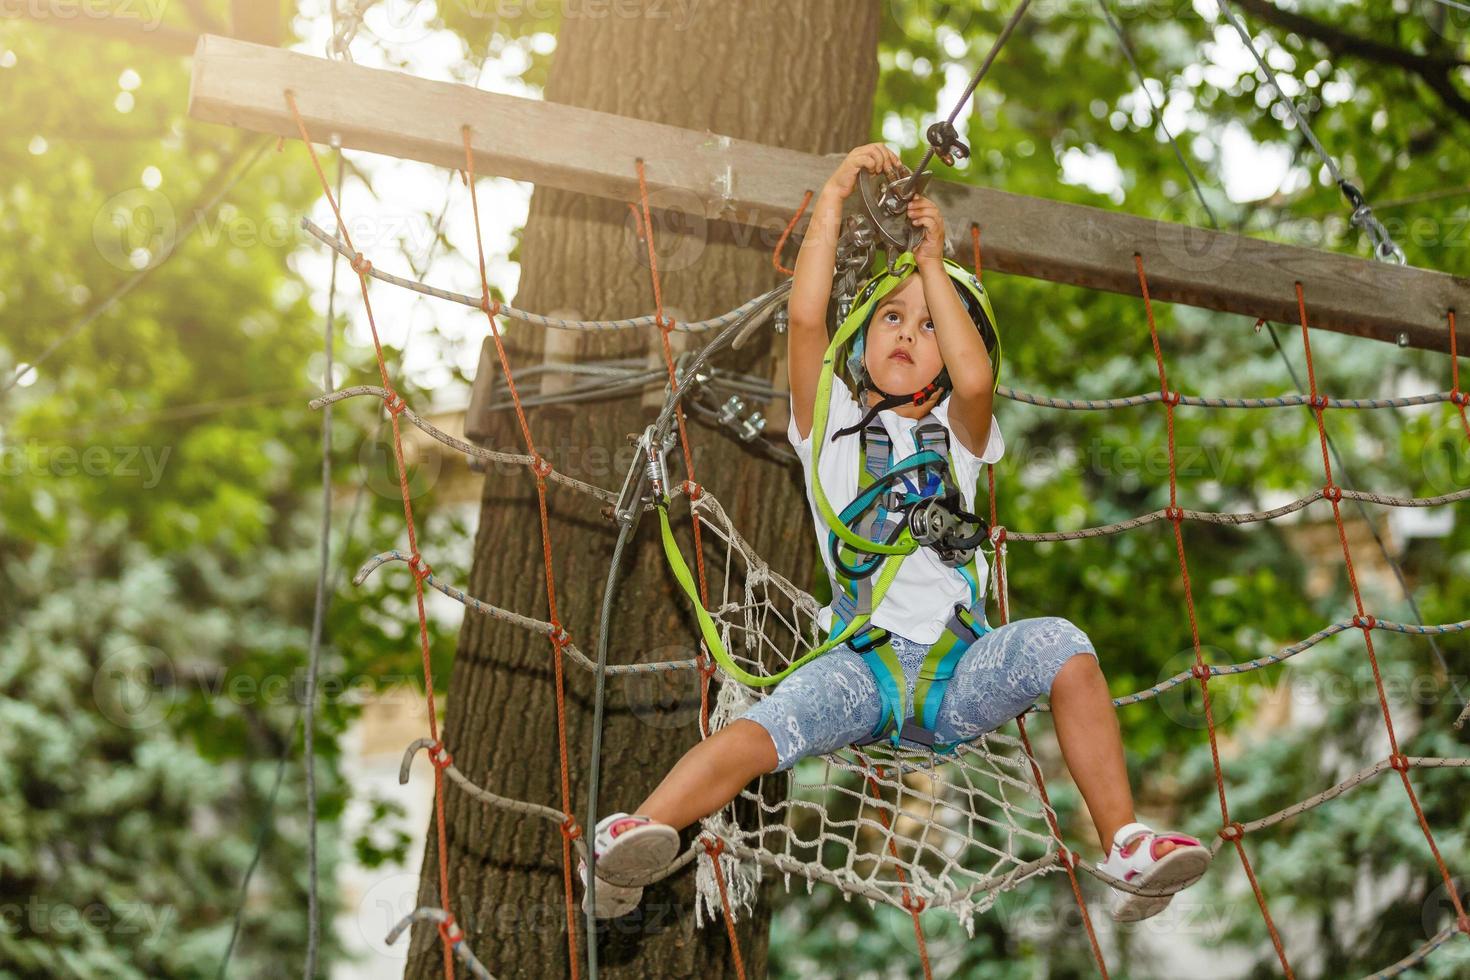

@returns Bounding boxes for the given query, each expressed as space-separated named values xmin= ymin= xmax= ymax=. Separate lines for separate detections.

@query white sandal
xmin=1096 ymin=821 xmax=1212 ymax=922
xmin=577 ymin=812 xmax=681 ymax=919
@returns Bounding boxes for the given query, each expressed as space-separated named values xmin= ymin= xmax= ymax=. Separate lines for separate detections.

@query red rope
xmin=700 ymin=836 xmax=748 ymax=980
xmin=284 ymin=94 xmax=1470 ymax=976
xmin=1295 ymin=284 xmax=1468 ymax=931
xmin=772 ymin=190 xmax=813 ymax=276
xmin=285 ymin=90 xmax=458 ymax=980
xmin=1450 ymin=311 xmax=1470 ymax=439
xmin=864 ymin=768 xmax=933 ymax=980
xmin=633 ymin=159 xmax=744 ymax=971
xmin=1015 ymin=717 xmax=1109 ymax=977
xmin=633 ymin=162 xmax=720 ymax=740
xmin=461 ymin=126 xmax=584 ymax=979
xmin=1136 ymin=254 xmax=1294 ymax=976
xmin=979 ymin=237 xmax=1109 ymax=977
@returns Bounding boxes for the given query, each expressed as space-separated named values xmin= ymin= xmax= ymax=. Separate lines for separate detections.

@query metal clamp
xmin=716 ymin=395 xmax=767 ymax=443
xmin=613 ymin=425 xmax=675 ymax=525
xmin=925 ymin=120 xmax=970 ymax=168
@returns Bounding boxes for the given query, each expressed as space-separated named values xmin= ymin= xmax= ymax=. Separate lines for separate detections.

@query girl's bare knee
xmin=730 ymin=718 xmax=779 ymax=774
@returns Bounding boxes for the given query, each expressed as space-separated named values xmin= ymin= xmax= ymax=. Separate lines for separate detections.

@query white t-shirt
xmin=788 ymin=381 xmax=1005 ymax=644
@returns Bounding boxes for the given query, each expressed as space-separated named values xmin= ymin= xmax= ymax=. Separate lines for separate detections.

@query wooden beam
xmin=5 ymin=3 xmax=199 ymax=55
xmin=187 ymin=34 xmax=1470 ymax=355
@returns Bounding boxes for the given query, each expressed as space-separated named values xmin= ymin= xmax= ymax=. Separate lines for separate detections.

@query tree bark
xmin=407 ymin=2 xmax=880 ymax=977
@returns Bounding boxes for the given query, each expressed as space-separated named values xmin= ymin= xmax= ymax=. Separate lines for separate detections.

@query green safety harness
xmin=657 ymin=250 xmax=1003 ymax=755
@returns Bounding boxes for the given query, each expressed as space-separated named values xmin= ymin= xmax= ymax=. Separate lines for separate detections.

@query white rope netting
xmin=684 ymin=491 xmax=1063 ymax=936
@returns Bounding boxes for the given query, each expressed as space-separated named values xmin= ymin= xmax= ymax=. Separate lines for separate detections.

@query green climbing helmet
xmin=838 ymin=250 xmax=1002 ymax=409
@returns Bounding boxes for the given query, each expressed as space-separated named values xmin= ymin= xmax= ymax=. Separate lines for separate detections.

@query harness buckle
xmin=847 ymin=626 xmax=889 ymax=655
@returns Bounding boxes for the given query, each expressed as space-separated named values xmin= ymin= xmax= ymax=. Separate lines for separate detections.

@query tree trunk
xmin=407 ymin=2 xmax=880 ymax=976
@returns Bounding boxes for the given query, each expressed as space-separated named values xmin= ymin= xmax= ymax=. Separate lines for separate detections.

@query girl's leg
xmin=634 ymin=647 xmax=884 ymax=832
xmin=1048 ymin=652 xmax=1135 ymax=852
xmin=634 ymin=719 xmax=777 ymax=832
xmin=938 ymin=616 xmax=1182 ymax=856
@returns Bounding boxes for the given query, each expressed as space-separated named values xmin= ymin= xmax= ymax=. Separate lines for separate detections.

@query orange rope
xmin=632 ymin=161 xmax=719 ymax=734
xmin=1449 ymin=310 xmax=1469 ymax=439
xmin=462 ymin=126 xmax=584 ymax=979
xmin=1295 ymin=284 xmax=1468 ymax=932
xmin=284 ymin=89 xmax=458 ymax=980
xmin=772 ymin=190 xmax=813 ymax=276
xmin=978 ymin=240 xmax=1108 ymax=977
xmin=1137 ymin=253 xmax=1293 ymax=975
xmin=863 ymin=768 xmax=934 ymax=980
xmin=633 ymin=158 xmax=744 ymax=972
xmin=700 ymin=836 xmax=747 ymax=980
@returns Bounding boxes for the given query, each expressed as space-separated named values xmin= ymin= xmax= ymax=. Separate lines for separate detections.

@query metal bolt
xmin=717 ymin=396 xmax=745 ymax=427
xmin=738 ymin=413 xmax=767 ymax=443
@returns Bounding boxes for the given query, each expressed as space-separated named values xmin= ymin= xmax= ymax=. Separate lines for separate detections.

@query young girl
xmin=579 ymin=144 xmax=1212 ymax=923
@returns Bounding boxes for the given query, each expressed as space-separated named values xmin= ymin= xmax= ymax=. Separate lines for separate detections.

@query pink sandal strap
xmin=609 ymin=816 xmax=652 ymax=838
xmin=1147 ymin=833 xmax=1201 ymax=860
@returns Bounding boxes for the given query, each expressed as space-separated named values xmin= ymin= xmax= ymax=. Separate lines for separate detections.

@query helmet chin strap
xmin=832 ymin=369 xmax=951 ymax=441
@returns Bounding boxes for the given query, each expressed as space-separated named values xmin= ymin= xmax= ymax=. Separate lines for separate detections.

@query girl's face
xmin=862 ymin=274 xmax=945 ymax=402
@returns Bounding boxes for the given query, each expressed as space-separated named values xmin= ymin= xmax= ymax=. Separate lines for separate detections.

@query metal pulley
xmin=906 ymin=495 xmax=989 ymax=568
xmin=857 ymin=165 xmax=930 ymax=267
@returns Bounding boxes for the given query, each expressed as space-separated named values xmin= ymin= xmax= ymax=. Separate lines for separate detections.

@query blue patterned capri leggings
xmin=739 ymin=616 xmax=1096 ymax=772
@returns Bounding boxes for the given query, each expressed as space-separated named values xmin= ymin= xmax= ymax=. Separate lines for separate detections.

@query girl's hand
xmin=824 ymin=143 xmax=903 ymax=201
xmin=907 ymin=194 xmax=946 ymax=265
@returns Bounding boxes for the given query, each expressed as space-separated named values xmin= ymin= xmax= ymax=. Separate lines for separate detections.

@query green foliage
xmin=0 ymin=7 xmax=471 ymax=976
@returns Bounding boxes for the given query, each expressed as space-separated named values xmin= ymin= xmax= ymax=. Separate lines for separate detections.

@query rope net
xmin=276 ymin=92 xmax=1470 ymax=979
xmin=680 ymin=490 xmax=1062 ymax=936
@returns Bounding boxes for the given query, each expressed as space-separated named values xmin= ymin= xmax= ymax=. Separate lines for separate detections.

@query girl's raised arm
xmin=787 ymin=143 xmax=902 ymax=441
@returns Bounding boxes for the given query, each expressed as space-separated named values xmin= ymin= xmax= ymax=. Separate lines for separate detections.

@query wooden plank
xmin=188 ymin=34 xmax=1470 ymax=355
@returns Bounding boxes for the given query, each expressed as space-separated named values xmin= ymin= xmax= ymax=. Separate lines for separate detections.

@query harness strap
xmin=828 ymin=416 xmax=995 ymax=756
